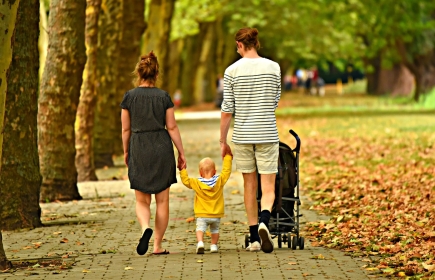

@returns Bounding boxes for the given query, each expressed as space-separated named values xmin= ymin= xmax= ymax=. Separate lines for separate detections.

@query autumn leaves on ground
xmin=275 ymin=90 xmax=435 ymax=279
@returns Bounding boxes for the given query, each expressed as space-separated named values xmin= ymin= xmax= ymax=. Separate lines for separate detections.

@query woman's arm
xmin=166 ymin=107 xmax=186 ymax=170
xmin=121 ymin=109 xmax=131 ymax=166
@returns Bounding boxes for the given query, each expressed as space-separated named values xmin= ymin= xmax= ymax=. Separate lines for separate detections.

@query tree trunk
xmin=93 ymin=0 xmax=123 ymax=168
xmin=141 ymin=0 xmax=175 ymax=92
xmin=179 ymin=34 xmax=201 ymax=106
xmin=365 ymin=54 xmax=382 ymax=95
xmin=112 ymin=0 xmax=146 ymax=156
xmin=38 ymin=0 xmax=86 ymax=202
xmin=0 ymin=232 xmax=12 ymax=271
xmin=377 ymin=64 xmax=414 ymax=96
xmin=0 ymin=0 xmax=20 ymax=270
xmin=1 ymin=0 xmax=42 ymax=230
xmin=75 ymin=0 xmax=101 ymax=182
xmin=194 ymin=22 xmax=217 ymax=103
xmin=167 ymin=39 xmax=183 ymax=98
xmin=396 ymin=40 xmax=435 ymax=102
xmin=38 ymin=0 xmax=48 ymax=79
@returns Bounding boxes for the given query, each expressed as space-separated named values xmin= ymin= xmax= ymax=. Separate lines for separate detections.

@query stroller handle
xmin=289 ymin=129 xmax=301 ymax=153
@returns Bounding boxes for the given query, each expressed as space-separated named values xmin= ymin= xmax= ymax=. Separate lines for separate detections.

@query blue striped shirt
xmin=198 ymin=175 xmax=219 ymax=187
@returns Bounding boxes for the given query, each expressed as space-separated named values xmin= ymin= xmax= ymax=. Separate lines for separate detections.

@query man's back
xmin=222 ymin=57 xmax=281 ymax=144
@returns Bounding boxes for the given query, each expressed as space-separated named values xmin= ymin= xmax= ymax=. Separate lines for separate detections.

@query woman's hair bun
xmin=148 ymin=50 xmax=156 ymax=59
xmin=247 ymin=28 xmax=258 ymax=39
xmin=235 ymin=27 xmax=260 ymax=50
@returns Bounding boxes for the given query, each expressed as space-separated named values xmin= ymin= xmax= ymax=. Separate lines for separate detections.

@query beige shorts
xmin=234 ymin=142 xmax=279 ymax=174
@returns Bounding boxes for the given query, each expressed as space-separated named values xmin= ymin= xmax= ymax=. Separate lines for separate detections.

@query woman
xmin=120 ymin=51 xmax=186 ymax=255
xmin=219 ymin=27 xmax=281 ymax=253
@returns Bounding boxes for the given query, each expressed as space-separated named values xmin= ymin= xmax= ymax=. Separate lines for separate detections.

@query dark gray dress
xmin=120 ymin=87 xmax=177 ymax=194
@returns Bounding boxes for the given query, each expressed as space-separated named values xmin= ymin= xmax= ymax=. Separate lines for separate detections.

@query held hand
xmin=220 ymin=143 xmax=233 ymax=159
xmin=124 ymin=152 xmax=129 ymax=167
xmin=177 ymin=153 xmax=187 ymax=170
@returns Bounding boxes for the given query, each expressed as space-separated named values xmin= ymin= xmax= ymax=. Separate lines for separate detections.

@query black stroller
xmin=244 ymin=129 xmax=304 ymax=250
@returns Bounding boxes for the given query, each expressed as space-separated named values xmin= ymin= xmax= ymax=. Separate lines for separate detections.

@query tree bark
xmin=166 ymin=39 xmax=183 ymax=98
xmin=113 ymin=0 xmax=146 ymax=156
xmin=93 ymin=0 xmax=123 ymax=168
xmin=179 ymin=34 xmax=201 ymax=106
xmin=377 ymin=64 xmax=414 ymax=96
xmin=38 ymin=0 xmax=48 ymax=79
xmin=38 ymin=0 xmax=86 ymax=202
xmin=0 ymin=0 xmax=20 ymax=271
xmin=0 ymin=232 xmax=12 ymax=271
xmin=194 ymin=22 xmax=218 ymax=103
xmin=141 ymin=0 xmax=175 ymax=92
xmin=75 ymin=0 xmax=101 ymax=182
xmin=365 ymin=54 xmax=382 ymax=95
xmin=396 ymin=40 xmax=435 ymax=102
xmin=1 ymin=0 xmax=42 ymax=230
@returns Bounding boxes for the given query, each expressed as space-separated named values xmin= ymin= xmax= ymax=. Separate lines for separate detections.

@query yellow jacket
xmin=180 ymin=155 xmax=232 ymax=218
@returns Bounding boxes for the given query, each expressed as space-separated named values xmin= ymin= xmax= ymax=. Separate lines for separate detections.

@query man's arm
xmin=220 ymin=112 xmax=233 ymax=158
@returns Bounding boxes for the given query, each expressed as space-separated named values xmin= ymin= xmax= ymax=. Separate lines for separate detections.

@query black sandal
xmin=136 ymin=228 xmax=153 ymax=255
xmin=152 ymin=249 xmax=170 ymax=255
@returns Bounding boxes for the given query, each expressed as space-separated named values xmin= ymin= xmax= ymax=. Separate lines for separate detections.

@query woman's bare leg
xmin=153 ymin=187 xmax=170 ymax=253
xmin=135 ymin=190 xmax=152 ymax=233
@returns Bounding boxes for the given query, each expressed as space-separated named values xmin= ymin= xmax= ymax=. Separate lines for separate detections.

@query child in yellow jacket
xmin=180 ymin=154 xmax=232 ymax=254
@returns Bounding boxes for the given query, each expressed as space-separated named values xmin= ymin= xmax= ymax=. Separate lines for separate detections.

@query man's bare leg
xmin=258 ymin=173 xmax=276 ymax=253
xmin=243 ymin=172 xmax=261 ymax=245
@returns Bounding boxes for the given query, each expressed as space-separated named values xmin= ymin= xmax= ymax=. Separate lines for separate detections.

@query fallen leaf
xmin=124 ymin=267 xmax=133 ymax=270
xmin=422 ymin=262 xmax=435 ymax=271
xmin=197 ymin=260 xmax=203 ymax=263
xmin=82 ymin=269 xmax=91 ymax=273
xmin=288 ymin=262 xmax=297 ymax=265
xmin=60 ymin=238 xmax=68 ymax=243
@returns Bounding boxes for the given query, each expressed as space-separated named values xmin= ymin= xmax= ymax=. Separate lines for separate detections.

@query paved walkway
xmin=1 ymin=118 xmax=380 ymax=280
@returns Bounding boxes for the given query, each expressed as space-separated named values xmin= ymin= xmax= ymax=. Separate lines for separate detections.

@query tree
xmin=93 ymin=0 xmax=123 ymax=168
xmin=0 ymin=0 xmax=20 ymax=271
xmin=142 ymin=0 xmax=175 ymax=92
xmin=75 ymin=0 xmax=102 ymax=182
xmin=38 ymin=0 xmax=86 ymax=201
xmin=0 ymin=0 xmax=42 ymax=230
xmin=113 ymin=0 xmax=146 ymax=155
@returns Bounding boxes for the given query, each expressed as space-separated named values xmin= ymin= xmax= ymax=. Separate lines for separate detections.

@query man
xmin=219 ymin=27 xmax=281 ymax=253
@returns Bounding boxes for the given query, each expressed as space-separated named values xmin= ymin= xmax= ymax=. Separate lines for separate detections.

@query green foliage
xmin=170 ymin=0 xmax=223 ymax=41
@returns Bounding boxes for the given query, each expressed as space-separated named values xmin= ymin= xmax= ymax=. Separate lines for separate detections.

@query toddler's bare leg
xmin=211 ymin=233 xmax=219 ymax=245
xmin=196 ymin=230 xmax=204 ymax=242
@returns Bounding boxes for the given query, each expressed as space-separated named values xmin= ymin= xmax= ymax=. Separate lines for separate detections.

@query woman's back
xmin=121 ymin=87 xmax=172 ymax=132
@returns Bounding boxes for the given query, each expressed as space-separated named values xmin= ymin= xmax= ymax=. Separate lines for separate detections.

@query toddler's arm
xmin=220 ymin=154 xmax=233 ymax=186
xmin=180 ymin=169 xmax=193 ymax=189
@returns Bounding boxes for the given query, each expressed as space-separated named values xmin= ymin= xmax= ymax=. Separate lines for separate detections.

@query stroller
xmin=244 ymin=129 xmax=304 ymax=250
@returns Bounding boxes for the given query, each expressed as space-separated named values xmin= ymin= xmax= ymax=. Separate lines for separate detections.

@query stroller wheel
xmin=244 ymin=234 xmax=249 ymax=248
xmin=298 ymin=236 xmax=305 ymax=250
xmin=287 ymin=233 xmax=292 ymax=248
xmin=291 ymin=236 xmax=298 ymax=250
xmin=278 ymin=234 xmax=282 ymax=248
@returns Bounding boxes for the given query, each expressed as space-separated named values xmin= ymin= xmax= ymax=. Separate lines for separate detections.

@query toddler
xmin=180 ymin=154 xmax=232 ymax=254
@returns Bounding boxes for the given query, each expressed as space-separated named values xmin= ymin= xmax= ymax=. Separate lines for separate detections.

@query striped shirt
xmin=221 ymin=57 xmax=281 ymax=144
xmin=198 ymin=175 xmax=219 ymax=187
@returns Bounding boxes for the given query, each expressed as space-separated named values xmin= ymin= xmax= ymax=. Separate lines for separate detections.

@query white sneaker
xmin=245 ymin=241 xmax=261 ymax=252
xmin=258 ymin=223 xmax=274 ymax=253
xmin=210 ymin=244 xmax=218 ymax=253
xmin=196 ymin=241 xmax=204 ymax=254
